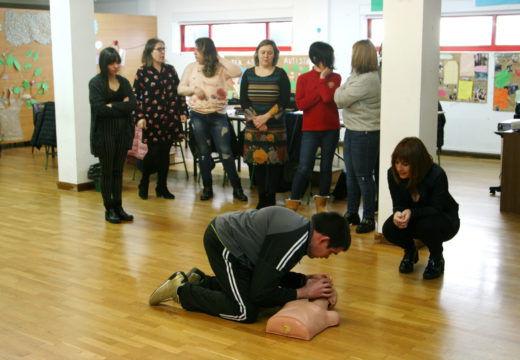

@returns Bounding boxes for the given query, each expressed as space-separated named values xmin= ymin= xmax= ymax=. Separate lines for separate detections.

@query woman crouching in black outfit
xmin=382 ymin=137 xmax=459 ymax=279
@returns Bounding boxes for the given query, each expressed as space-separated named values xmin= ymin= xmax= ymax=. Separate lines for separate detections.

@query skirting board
xmin=57 ymin=181 xmax=95 ymax=192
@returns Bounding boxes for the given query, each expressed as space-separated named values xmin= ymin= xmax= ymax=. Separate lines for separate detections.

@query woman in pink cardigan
xmin=178 ymin=37 xmax=247 ymax=202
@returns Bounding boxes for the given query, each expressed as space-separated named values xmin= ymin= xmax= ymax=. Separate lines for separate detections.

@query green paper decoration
xmin=0 ymin=48 xmax=50 ymax=102
xmin=495 ymin=70 xmax=511 ymax=88
xmin=371 ymin=0 xmax=383 ymax=11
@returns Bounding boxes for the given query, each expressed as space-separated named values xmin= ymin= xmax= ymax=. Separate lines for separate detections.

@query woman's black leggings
xmin=254 ymin=164 xmax=282 ymax=194
xmin=98 ymin=126 xmax=128 ymax=210
xmin=382 ymin=213 xmax=459 ymax=259
xmin=142 ymin=141 xmax=173 ymax=187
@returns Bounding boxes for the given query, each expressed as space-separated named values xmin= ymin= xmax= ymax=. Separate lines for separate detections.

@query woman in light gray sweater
xmin=334 ymin=39 xmax=381 ymax=233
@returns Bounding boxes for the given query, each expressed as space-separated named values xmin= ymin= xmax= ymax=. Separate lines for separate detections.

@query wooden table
xmin=500 ymin=131 xmax=520 ymax=213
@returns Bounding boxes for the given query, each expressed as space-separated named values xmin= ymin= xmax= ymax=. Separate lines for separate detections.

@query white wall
xmin=102 ymin=0 xmax=520 ymax=156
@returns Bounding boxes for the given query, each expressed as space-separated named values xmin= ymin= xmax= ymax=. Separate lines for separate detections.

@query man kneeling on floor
xmin=149 ymin=206 xmax=351 ymax=323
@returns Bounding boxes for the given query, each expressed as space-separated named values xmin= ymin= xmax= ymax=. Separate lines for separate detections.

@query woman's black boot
xmin=138 ymin=176 xmax=149 ymax=200
xmin=116 ymin=207 xmax=134 ymax=221
xmin=105 ymin=208 xmax=121 ymax=224
xmin=231 ymin=180 xmax=248 ymax=202
xmin=423 ymin=256 xmax=445 ymax=280
xmin=200 ymin=179 xmax=213 ymax=200
xmin=399 ymin=247 xmax=419 ymax=273
xmin=256 ymin=192 xmax=267 ymax=209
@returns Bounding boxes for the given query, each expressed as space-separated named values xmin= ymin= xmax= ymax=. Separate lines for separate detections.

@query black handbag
xmin=87 ymin=163 xmax=101 ymax=181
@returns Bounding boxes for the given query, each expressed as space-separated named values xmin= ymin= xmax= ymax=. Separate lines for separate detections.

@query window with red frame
xmin=181 ymin=21 xmax=292 ymax=52
xmin=368 ymin=14 xmax=520 ymax=52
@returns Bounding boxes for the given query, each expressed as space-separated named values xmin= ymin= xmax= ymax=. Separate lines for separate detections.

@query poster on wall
xmin=0 ymin=9 xmax=53 ymax=142
xmin=225 ymin=55 xmax=310 ymax=98
xmin=493 ymin=53 xmax=520 ymax=112
xmin=438 ymin=52 xmax=488 ymax=103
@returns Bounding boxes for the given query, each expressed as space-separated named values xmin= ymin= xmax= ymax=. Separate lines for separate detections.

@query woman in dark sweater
xmin=382 ymin=137 xmax=459 ymax=279
xmin=89 ymin=47 xmax=136 ymax=223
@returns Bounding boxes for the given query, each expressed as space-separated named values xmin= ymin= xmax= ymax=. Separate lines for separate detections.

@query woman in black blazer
xmin=382 ymin=137 xmax=459 ymax=280
xmin=89 ymin=47 xmax=137 ymax=223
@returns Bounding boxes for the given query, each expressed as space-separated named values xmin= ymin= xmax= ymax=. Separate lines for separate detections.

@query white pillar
xmin=49 ymin=0 xmax=96 ymax=189
xmin=377 ymin=0 xmax=441 ymax=233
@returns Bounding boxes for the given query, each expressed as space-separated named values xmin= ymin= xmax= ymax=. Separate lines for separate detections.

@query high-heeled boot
xmin=265 ymin=192 xmax=276 ymax=207
xmin=138 ymin=176 xmax=149 ymax=200
xmin=256 ymin=192 xmax=267 ymax=209
xmin=200 ymin=179 xmax=213 ymax=200
xmin=156 ymin=170 xmax=174 ymax=199
xmin=231 ymin=179 xmax=248 ymax=202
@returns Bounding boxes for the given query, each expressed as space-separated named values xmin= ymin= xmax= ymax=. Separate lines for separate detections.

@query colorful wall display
xmin=438 ymin=52 xmax=489 ymax=103
xmin=493 ymin=53 xmax=520 ymax=112
xmin=0 ymin=8 xmax=157 ymax=143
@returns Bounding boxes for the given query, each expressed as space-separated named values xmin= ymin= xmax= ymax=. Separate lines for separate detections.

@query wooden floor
xmin=1 ymin=147 xmax=520 ymax=359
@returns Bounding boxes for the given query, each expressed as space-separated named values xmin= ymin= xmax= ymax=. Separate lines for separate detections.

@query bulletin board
xmin=0 ymin=8 xmax=54 ymax=142
xmin=225 ymin=55 xmax=310 ymax=98
xmin=493 ymin=53 xmax=520 ymax=112
xmin=438 ymin=52 xmax=489 ymax=103
xmin=0 ymin=9 xmax=156 ymax=144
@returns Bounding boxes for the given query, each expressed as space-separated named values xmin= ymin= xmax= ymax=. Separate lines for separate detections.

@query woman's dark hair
xmin=195 ymin=37 xmax=218 ymax=77
xmin=391 ymin=137 xmax=433 ymax=190
xmin=141 ymin=38 xmax=164 ymax=67
xmin=308 ymin=41 xmax=335 ymax=69
xmin=254 ymin=39 xmax=280 ymax=66
xmin=99 ymin=47 xmax=121 ymax=82
xmin=351 ymin=39 xmax=379 ymax=74
xmin=312 ymin=212 xmax=350 ymax=251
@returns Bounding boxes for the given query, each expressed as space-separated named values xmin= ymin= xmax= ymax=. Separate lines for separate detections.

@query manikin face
xmin=151 ymin=42 xmax=166 ymax=64
xmin=308 ymin=232 xmax=343 ymax=259
xmin=395 ymin=158 xmax=411 ymax=179
xmin=194 ymin=48 xmax=204 ymax=65
xmin=107 ymin=62 xmax=120 ymax=76
xmin=258 ymin=45 xmax=274 ymax=67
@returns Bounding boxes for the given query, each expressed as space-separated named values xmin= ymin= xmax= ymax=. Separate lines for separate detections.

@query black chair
xmin=30 ymin=101 xmax=56 ymax=169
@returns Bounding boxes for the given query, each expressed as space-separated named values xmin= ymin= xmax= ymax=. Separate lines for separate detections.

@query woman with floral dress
xmin=133 ymin=38 xmax=188 ymax=200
